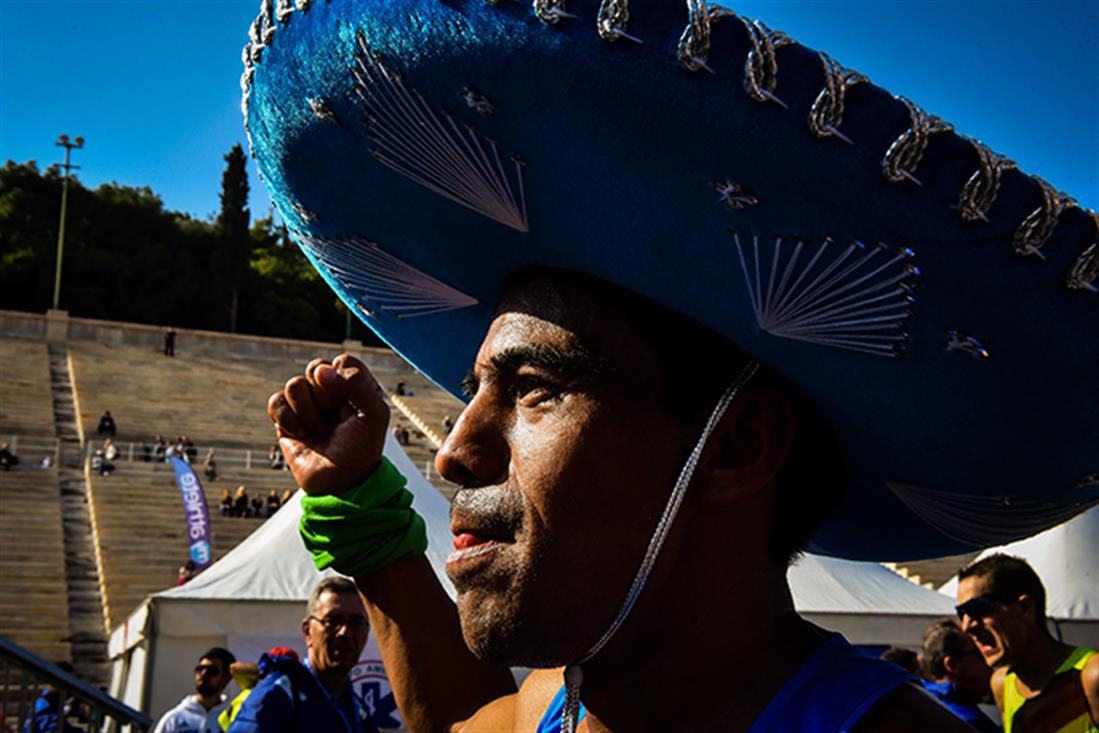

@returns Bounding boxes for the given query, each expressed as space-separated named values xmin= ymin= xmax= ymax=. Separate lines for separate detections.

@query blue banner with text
xmin=171 ymin=457 xmax=213 ymax=568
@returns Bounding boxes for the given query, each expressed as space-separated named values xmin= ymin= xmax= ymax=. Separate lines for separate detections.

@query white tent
xmin=939 ymin=507 xmax=1099 ymax=648
xmin=107 ymin=434 xmax=455 ymax=725
xmin=110 ymin=433 xmax=958 ymax=721
xmin=792 ymin=553 xmax=954 ymax=648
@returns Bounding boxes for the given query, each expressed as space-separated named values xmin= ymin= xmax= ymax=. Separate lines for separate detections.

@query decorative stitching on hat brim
xmin=239 ymin=0 xmax=1099 ymax=293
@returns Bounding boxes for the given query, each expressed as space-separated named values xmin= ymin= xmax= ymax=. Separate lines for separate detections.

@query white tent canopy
xmin=792 ymin=553 xmax=954 ymax=647
xmin=110 ymin=434 xmax=957 ymax=720
xmin=939 ymin=507 xmax=1099 ymax=648
xmin=108 ymin=434 xmax=454 ymax=722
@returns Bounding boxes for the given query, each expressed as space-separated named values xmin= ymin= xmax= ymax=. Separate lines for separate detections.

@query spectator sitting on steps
xmin=181 ymin=435 xmax=197 ymax=463
xmin=268 ymin=443 xmax=284 ymax=470
xmin=266 ymin=489 xmax=281 ymax=517
xmin=97 ymin=410 xmax=117 ymax=437
xmin=250 ymin=494 xmax=264 ymax=519
xmin=220 ymin=489 xmax=233 ymax=516
xmin=233 ymin=485 xmax=249 ymax=517
xmin=154 ymin=434 xmax=167 ymax=462
xmin=92 ymin=449 xmax=113 ymax=477
xmin=178 ymin=560 xmax=199 ymax=586
xmin=103 ymin=438 xmax=119 ymax=463
xmin=204 ymin=449 xmax=218 ymax=482
xmin=0 ymin=443 xmax=18 ymax=472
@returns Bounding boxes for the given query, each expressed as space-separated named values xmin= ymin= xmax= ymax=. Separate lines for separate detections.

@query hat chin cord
xmin=560 ymin=360 xmax=760 ymax=733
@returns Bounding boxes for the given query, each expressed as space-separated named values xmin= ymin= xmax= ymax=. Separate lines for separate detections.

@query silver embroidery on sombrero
xmin=808 ymin=53 xmax=866 ymax=146
xmin=1067 ymin=233 xmax=1098 ymax=292
xmin=678 ymin=0 xmax=736 ymax=73
xmin=598 ymin=0 xmax=642 ymax=43
xmin=732 ymin=233 xmax=917 ymax=358
xmin=308 ymin=98 xmax=337 ymax=123
xmin=534 ymin=0 xmax=576 ymax=25
xmin=956 ymin=141 xmax=1017 ymax=223
xmin=290 ymin=200 xmax=318 ymax=223
xmin=887 ymin=482 xmax=1099 ymax=548
xmin=882 ymin=97 xmax=955 ymax=187
xmin=239 ymin=0 xmax=1095 ymax=294
xmin=740 ymin=20 xmax=792 ymax=108
xmin=677 ymin=1 xmax=793 ymax=110
xmin=945 ymin=330 xmax=989 ymax=359
xmin=351 ymin=32 xmax=530 ymax=234
xmin=295 ymin=234 xmax=478 ymax=318
xmin=710 ymin=180 xmax=758 ymax=210
xmin=1012 ymin=177 xmax=1074 ymax=259
xmin=458 ymin=88 xmax=495 ymax=118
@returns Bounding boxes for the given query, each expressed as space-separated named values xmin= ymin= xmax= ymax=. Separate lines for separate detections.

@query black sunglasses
xmin=194 ymin=663 xmax=225 ymax=675
xmin=955 ymin=594 xmax=1014 ymax=621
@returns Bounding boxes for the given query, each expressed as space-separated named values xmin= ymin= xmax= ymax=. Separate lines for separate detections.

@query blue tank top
xmin=536 ymin=633 xmax=911 ymax=732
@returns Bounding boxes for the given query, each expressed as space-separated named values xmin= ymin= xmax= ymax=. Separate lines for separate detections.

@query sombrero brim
xmin=244 ymin=0 xmax=1099 ymax=560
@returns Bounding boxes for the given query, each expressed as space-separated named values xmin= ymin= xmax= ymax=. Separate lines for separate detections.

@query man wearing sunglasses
xmin=230 ymin=577 xmax=378 ymax=733
xmin=955 ymin=555 xmax=1099 ymax=732
xmin=153 ymin=648 xmax=236 ymax=733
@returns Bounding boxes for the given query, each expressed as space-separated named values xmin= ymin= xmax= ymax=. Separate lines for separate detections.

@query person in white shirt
xmin=153 ymin=647 xmax=236 ymax=733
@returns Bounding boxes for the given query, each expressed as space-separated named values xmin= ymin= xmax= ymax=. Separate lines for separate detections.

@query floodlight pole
xmin=53 ymin=134 xmax=84 ymax=311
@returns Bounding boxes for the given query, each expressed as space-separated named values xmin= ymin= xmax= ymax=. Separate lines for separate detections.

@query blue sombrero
xmin=242 ymin=0 xmax=1099 ymax=561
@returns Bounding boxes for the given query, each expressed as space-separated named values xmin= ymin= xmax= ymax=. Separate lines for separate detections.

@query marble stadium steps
xmin=0 ymin=467 xmax=72 ymax=664
xmin=0 ymin=338 xmax=55 ymax=437
xmin=86 ymin=464 xmax=298 ymax=630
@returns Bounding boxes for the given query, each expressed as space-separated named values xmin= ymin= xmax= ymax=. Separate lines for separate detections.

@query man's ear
xmin=1016 ymin=594 xmax=1039 ymax=626
xmin=301 ymin=616 xmax=312 ymax=644
xmin=693 ymin=383 xmax=796 ymax=507
xmin=942 ymin=655 xmax=958 ymax=676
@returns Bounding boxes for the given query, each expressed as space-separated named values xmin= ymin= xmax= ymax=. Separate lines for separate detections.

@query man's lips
xmin=448 ymin=539 xmax=506 ymax=565
xmin=453 ymin=531 xmax=493 ymax=550
xmin=448 ymin=530 xmax=511 ymax=564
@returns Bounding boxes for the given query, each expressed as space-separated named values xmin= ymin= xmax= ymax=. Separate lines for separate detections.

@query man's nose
xmin=435 ymin=401 xmax=509 ymax=488
xmin=958 ymin=614 xmax=977 ymax=633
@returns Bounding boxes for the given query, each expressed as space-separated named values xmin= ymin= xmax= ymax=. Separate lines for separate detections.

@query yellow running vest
xmin=1003 ymin=647 xmax=1097 ymax=733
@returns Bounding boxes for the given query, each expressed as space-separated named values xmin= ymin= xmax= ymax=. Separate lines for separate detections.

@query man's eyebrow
xmin=461 ymin=342 xmax=612 ymax=397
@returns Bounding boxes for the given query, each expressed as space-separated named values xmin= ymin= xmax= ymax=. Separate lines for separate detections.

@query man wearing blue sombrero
xmin=250 ymin=0 xmax=1098 ymax=730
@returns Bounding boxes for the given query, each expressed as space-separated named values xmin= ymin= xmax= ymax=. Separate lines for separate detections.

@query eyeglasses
xmin=194 ymin=664 xmax=225 ymax=676
xmin=955 ymin=594 xmax=1013 ymax=621
xmin=308 ymin=615 xmax=369 ymax=632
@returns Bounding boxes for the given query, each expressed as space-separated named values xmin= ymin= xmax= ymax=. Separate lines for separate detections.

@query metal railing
xmin=82 ymin=440 xmax=291 ymax=475
xmin=0 ymin=637 xmax=152 ymax=733
xmin=82 ymin=439 xmax=442 ymax=484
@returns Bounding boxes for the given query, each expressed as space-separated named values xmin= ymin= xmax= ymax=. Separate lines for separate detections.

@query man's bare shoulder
xmin=1082 ymin=653 xmax=1099 ymax=723
xmin=851 ymin=682 xmax=979 ymax=733
xmin=454 ymin=668 xmax=563 ymax=733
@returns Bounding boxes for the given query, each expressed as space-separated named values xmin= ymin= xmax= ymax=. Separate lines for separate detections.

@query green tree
xmin=215 ymin=144 xmax=251 ymax=332
xmin=0 ymin=157 xmax=379 ymax=344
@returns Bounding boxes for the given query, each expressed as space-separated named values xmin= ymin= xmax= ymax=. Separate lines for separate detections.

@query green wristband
xmin=299 ymin=458 xmax=427 ymax=576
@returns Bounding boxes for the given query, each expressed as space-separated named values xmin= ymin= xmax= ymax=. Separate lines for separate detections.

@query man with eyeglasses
xmin=229 ymin=577 xmax=378 ymax=733
xmin=921 ymin=620 xmax=1000 ymax=732
xmin=955 ymin=554 xmax=1099 ymax=732
xmin=153 ymin=648 xmax=236 ymax=733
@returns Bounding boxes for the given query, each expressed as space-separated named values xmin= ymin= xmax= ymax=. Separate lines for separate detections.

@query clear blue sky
xmin=1 ymin=1 xmax=1096 ymax=219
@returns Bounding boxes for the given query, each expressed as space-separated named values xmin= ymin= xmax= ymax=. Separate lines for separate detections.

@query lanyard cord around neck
xmin=561 ymin=360 xmax=760 ymax=733
xmin=306 ymin=660 xmax=359 ymax=733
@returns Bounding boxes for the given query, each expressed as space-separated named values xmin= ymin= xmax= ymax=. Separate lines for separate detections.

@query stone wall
xmin=0 ymin=309 xmax=389 ymax=365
